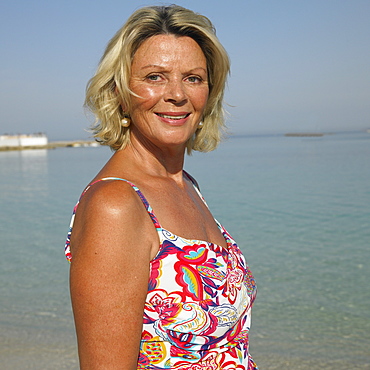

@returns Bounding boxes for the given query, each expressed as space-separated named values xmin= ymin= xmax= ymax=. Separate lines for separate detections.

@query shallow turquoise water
xmin=0 ymin=132 xmax=369 ymax=369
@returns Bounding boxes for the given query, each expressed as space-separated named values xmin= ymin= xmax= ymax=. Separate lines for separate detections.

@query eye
xmin=186 ymin=76 xmax=202 ymax=83
xmin=146 ymin=74 xmax=162 ymax=82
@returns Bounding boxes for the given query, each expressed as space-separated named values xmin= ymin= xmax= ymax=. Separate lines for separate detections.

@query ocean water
xmin=0 ymin=132 xmax=369 ymax=369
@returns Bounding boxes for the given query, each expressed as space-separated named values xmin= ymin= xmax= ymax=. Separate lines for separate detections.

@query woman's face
xmin=128 ymin=34 xmax=209 ymax=151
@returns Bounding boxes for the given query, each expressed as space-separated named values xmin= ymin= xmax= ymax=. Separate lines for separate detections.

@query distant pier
xmin=0 ymin=136 xmax=98 ymax=152
xmin=284 ymin=133 xmax=324 ymax=137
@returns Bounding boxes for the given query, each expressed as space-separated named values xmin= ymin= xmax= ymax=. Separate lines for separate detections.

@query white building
xmin=0 ymin=134 xmax=48 ymax=148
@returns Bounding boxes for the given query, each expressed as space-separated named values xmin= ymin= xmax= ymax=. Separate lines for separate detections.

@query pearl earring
xmin=197 ymin=121 xmax=204 ymax=129
xmin=121 ymin=117 xmax=131 ymax=128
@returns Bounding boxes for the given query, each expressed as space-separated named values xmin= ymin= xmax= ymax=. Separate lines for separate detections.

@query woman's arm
xmin=69 ymin=181 xmax=157 ymax=369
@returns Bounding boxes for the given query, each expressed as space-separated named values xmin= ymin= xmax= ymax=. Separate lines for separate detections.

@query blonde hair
xmin=85 ymin=5 xmax=230 ymax=153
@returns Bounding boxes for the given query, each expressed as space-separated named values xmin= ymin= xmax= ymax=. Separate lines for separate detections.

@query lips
xmin=155 ymin=113 xmax=190 ymax=120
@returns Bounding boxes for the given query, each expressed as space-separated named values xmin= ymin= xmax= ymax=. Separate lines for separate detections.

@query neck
xmin=120 ymin=132 xmax=187 ymax=183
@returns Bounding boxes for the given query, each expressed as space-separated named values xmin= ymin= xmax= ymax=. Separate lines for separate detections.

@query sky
xmin=1 ymin=0 xmax=369 ymax=140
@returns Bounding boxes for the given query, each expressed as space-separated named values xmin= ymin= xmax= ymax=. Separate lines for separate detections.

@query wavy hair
xmin=85 ymin=5 xmax=230 ymax=152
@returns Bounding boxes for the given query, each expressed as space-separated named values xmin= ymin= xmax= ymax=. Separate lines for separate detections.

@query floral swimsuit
xmin=65 ymin=176 xmax=258 ymax=369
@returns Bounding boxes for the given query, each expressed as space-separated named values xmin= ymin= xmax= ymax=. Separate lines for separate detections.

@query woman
xmin=65 ymin=5 xmax=257 ymax=369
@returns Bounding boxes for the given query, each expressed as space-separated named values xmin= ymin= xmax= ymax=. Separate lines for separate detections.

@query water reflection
xmin=19 ymin=149 xmax=48 ymax=158
xmin=0 ymin=149 xmax=48 ymax=198
xmin=19 ymin=149 xmax=48 ymax=177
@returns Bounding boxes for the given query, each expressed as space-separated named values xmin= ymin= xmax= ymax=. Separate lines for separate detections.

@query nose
xmin=164 ymin=78 xmax=187 ymax=105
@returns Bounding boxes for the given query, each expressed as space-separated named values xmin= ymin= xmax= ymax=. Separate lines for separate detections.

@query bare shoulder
xmin=70 ymin=179 xmax=158 ymax=261
xmin=77 ymin=179 xmax=144 ymax=219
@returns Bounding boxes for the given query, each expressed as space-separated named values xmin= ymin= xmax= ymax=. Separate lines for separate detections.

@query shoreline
xmin=0 ymin=140 xmax=98 ymax=152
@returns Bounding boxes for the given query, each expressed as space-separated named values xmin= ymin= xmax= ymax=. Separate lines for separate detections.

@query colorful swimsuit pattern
xmin=65 ymin=176 xmax=258 ymax=369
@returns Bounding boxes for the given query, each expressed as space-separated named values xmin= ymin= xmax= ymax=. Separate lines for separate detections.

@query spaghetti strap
xmin=183 ymin=170 xmax=200 ymax=190
xmin=183 ymin=170 xmax=210 ymax=208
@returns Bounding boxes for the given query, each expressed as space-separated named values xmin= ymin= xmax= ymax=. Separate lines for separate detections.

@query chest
xmin=141 ymin=182 xmax=227 ymax=248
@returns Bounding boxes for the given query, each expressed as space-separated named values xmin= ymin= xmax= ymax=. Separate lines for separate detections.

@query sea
xmin=0 ymin=131 xmax=369 ymax=369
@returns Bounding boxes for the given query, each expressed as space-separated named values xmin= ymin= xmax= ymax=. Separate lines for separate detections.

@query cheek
xmin=132 ymin=84 xmax=161 ymax=105
xmin=194 ymin=88 xmax=209 ymax=112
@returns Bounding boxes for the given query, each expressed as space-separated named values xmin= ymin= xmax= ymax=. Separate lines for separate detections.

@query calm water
xmin=0 ymin=132 xmax=369 ymax=369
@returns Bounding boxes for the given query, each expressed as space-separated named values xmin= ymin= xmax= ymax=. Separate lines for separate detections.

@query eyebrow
xmin=141 ymin=65 xmax=207 ymax=74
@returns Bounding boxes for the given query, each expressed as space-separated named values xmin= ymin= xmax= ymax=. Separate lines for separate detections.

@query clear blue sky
xmin=1 ymin=0 xmax=369 ymax=140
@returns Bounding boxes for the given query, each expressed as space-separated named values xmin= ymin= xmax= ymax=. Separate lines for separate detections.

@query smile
xmin=156 ymin=113 xmax=190 ymax=120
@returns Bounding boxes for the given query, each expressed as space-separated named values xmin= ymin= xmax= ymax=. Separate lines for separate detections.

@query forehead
xmin=132 ymin=34 xmax=207 ymax=70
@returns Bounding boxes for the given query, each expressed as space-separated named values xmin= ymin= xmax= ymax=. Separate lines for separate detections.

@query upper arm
xmin=69 ymin=182 xmax=157 ymax=369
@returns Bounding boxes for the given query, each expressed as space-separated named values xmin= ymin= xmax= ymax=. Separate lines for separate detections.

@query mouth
xmin=155 ymin=113 xmax=190 ymax=120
